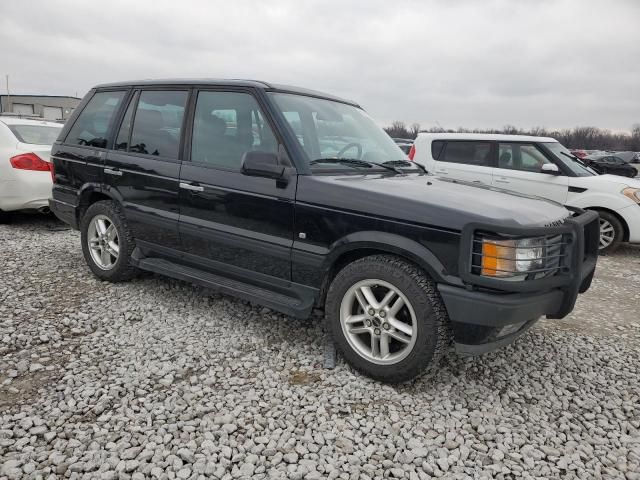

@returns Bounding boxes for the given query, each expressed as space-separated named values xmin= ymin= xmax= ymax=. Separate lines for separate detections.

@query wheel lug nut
xmin=374 ymin=328 xmax=381 ymax=335
xmin=365 ymin=319 xmax=371 ymax=327
xmin=383 ymin=323 xmax=390 ymax=330
xmin=368 ymin=308 xmax=375 ymax=316
xmin=379 ymin=310 xmax=386 ymax=318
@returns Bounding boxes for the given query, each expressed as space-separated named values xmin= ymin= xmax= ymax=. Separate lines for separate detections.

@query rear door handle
xmin=104 ymin=168 xmax=122 ymax=176
xmin=179 ymin=182 xmax=204 ymax=192
xmin=494 ymin=177 xmax=510 ymax=183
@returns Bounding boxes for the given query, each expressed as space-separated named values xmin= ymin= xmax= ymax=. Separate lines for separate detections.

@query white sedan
xmin=0 ymin=117 xmax=62 ymax=222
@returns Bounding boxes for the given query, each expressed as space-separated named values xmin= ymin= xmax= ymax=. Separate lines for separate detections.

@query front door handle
xmin=435 ymin=170 xmax=448 ymax=175
xmin=104 ymin=168 xmax=123 ymax=176
xmin=179 ymin=182 xmax=204 ymax=192
xmin=494 ymin=177 xmax=510 ymax=184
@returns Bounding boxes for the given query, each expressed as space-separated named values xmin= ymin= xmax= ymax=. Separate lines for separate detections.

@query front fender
xmin=321 ymin=231 xmax=461 ymax=286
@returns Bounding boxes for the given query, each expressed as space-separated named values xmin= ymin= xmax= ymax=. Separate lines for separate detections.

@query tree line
xmin=384 ymin=121 xmax=640 ymax=151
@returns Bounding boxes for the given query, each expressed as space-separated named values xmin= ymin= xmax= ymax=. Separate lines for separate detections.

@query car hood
xmin=569 ymin=174 xmax=640 ymax=191
xmin=297 ymin=173 xmax=570 ymax=231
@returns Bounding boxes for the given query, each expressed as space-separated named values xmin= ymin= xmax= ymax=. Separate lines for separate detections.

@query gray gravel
xmin=1 ymin=214 xmax=639 ymax=480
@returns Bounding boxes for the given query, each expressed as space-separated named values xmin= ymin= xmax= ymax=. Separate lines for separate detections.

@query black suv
xmin=50 ymin=80 xmax=599 ymax=382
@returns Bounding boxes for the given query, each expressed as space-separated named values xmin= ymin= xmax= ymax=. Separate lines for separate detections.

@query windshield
xmin=8 ymin=124 xmax=62 ymax=145
xmin=269 ymin=93 xmax=417 ymax=172
xmin=543 ymin=142 xmax=596 ymax=177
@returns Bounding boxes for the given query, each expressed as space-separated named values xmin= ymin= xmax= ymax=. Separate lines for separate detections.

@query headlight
xmin=622 ymin=187 xmax=640 ymax=204
xmin=480 ymin=237 xmax=545 ymax=278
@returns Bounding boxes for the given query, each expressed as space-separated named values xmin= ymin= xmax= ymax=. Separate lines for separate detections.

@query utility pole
xmin=5 ymin=75 xmax=10 ymax=113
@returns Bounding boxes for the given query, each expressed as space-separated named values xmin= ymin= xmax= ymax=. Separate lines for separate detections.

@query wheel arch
xmin=317 ymin=231 xmax=453 ymax=305
xmin=77 ymin=185 xmax=123 ymax=224
xmin=585 ymin=206 xmax=629 ymax=242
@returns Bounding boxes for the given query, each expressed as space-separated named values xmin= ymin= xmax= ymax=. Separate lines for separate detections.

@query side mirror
xmin=241 ymin=151 xmax=285 ymax=180
xmin=541 ymin=163 xmax=560 ymax=175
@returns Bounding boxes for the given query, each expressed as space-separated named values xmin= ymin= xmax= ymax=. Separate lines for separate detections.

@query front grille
xmin=545 ymin=216 xmax=571 ymax=228
xmin=471 ymin=233 xmax=569 ymax=280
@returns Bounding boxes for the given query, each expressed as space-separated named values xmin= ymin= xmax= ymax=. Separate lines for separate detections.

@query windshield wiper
xmin=383 ymin=159 xmax=428 ymax=174
xmin=310 ymin=158 xmax=403 ymax=174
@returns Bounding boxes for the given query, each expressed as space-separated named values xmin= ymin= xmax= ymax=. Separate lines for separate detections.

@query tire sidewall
xmin=80 ymin=202 xmax=132 ymax=280
xmin=326 ymin=257 xmax=441 ymax=382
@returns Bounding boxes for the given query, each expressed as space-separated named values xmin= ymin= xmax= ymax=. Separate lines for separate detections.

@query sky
xmin=1 ymin=0 xmax=638 ymax=131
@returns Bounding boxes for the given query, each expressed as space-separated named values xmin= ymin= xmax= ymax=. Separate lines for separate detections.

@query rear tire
xmin=596 ymin=210 xmax=623 ymax=255
xmin=80 ymin=201 xmax=138 ymax=282
xmin=325 ymin=255 xmax=450 ymax=383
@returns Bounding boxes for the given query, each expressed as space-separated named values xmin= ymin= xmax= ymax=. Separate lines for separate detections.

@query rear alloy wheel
xmin=597 ymin=210 xmax=623 ymax=254
xmin=80 ymin=201 xmax=137 ymax=281
xmin=326 ymin=255 xmax=450 ymax=383
xmin=87 ymin=214 xmax=120 ymax=270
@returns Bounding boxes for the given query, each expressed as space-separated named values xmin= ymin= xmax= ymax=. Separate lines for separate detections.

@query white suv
xmin=410 ymin=133 xmax=640 ymax=253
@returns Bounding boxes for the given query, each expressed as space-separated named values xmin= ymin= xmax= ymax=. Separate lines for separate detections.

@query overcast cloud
xmin=1 ymin=0 xmax=638 ymax=131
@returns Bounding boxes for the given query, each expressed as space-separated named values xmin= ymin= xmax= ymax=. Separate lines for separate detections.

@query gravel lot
xmin=1 ymin=215 xmax=639 ymax=480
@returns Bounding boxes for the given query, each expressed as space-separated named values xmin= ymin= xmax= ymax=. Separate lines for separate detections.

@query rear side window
xmin=65 ymin=91 xmax=126 ymax=148
xmin=8 ymin=125 xmax=62 ymax=145
xmin=191 ymin=91 xmax=278 ymax=170
xmin=129 ymin=91 xmax=188 ymax=159
xmin=441 ymin=141 xmax=492 ymax=166
xmin=431 ymin=140 xmax=445 ymax=160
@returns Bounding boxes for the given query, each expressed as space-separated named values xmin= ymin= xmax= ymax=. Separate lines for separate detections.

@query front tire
xmin=80 ymin=201 xmax=137 ymax=282
xmin=326 ymin=255 xmax=449 ymax=383
xmin=596 ymin=210 xmax=623 ymax=254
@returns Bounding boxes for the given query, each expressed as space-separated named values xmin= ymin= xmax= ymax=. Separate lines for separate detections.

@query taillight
xmin=10 ymin=153 xmax=51 ymax=172
xmin=408 ymin=144 xmax=416 ymax=161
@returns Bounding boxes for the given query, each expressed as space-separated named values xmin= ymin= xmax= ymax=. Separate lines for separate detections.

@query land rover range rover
xmin=49 ymin=80 xmax=599 ymax=382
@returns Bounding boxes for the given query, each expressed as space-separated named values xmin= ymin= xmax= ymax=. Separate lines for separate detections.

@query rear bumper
xmin=442 ymin=208 xmax=599 ymax=354
xmin=49 ymin=197 xmax=79 ymax=229
xmin=0 ymin=173 xmax=52 ymax=212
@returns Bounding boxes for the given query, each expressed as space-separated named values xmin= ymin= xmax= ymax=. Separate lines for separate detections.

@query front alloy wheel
xmin=595 ymin=210 xmax=623 ymax=254
xmin=340 ymin=279 xmax=417 ymax=365
xmin=326 ymin=255 xmax=450 ymax=383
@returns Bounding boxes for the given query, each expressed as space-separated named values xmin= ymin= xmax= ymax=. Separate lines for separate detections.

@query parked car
xmin=50 ymin=80 xmax=599 ymax=382
xmin=0 ymin=116 xmax=62 ymax=222
xmin=583 ymin=155 xmax=637 ymax=178
xmin=570 ymin=149 xmax=588 ymax=159
xmin=410 ymin=133 xmax=640 ymax=253
xmin=392 ymin=138 xmax=413 ymax=155
xmin=632 ymin=153 xmax=640 ymax=164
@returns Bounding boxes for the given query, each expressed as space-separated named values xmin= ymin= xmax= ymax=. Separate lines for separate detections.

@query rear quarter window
xmin=431 ymin=140 xmax=445 ymax=160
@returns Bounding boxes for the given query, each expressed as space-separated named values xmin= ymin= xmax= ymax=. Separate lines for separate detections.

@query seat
xmin=131 ymin=109 xmax=176 ymax=157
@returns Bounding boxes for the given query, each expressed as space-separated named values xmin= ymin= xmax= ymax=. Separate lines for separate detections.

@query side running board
xmin=135 ymin=257 xmax=313 ymax=319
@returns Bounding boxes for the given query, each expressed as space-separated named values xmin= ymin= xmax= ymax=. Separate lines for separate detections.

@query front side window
xmin=442 ymin=141 xmax=492 ymax=166
xmin=498 ymin=143 xmax=553 ymax=172
xmin=191 ymin=91 xmax=278 ymax=169
xmin=269 ymin=93 xmax=415 ymax=172
xmin=65 ymin=91 xmax=126 ymax=148
xmin=129 ymin=90 xmax=188 ymax=158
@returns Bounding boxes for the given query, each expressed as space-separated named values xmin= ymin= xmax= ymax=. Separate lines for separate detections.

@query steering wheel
xmin=336 ymin=142 xmax=362 ymax=159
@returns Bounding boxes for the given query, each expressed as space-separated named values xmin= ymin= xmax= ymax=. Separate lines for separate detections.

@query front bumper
xmin=441 ymin=208 xmax=599 ymax=354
